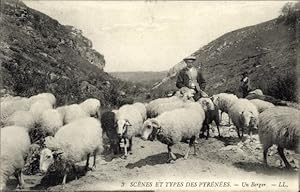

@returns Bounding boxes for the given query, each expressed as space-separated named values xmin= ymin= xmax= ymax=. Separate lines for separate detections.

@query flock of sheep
xmin=0 ymin=88 xmax=299 ymax=190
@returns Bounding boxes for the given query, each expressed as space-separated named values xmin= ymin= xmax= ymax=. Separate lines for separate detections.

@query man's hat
xmin=183 ymin=56 xmax=196 ymax=62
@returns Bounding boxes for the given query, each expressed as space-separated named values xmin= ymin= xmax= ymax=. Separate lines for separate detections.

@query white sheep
xmin=146 ymin=96 xmax=180 ymax=117
xmin=1 ymin=93 xmax=55 ymax=127
xmin=228 ymin=99 xmax=259 ymax=139
xmin=249 ymin=99 xmax=275 ymax=113
xmin=147 ymin=97 xmax=194 ymax=118
xmin=258 ymin=106 xmax=300 ymax=168
xmin=198 ymin=97 xmax=221 ymax=139
xmin=150 ymin=100 xmax=189 ymax=118
xmin=29 ymin=99 xmax=53 ymax=124
xmin=3 ymin=110 xmax=35 ymax=129
xmin=114 ymin=104 xmax=144 ymax=157
xmin=29 ymin=92 xmax=56 ymax=107
xmin=0 ymin=126 xmax=31 ymax=190
xmin=39 ymin=117 xmax=103 ymax=186
xmin=211 ymin=93 xmax=238 ymax=125
xmin=141 ymin=102 xmax=205 ymax=162
xmin=0 ymin=94 xmax=15 ymax=103
xmin=79 ymin=98 xmax=101 ymax=118
xmin=40 ymin=109 xmax=64 ymax=136
xmin=62 ymin=104 xmax=89 ymax=124
xmin=132 ymin=102 xmax=147 ymax=121
xmin=56 ymin=105 xmax=67 ymax=118
xmin=1 ymin=97 xmax=31 ymax=126
xmin=146 ymin=87 xmax=195 ymax=118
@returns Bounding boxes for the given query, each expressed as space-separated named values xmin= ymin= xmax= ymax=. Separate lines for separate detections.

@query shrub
xmin=278 ymin=2 xmax=300 ymax=25
xmin=266 ymin=72 xmax=297 ymax=102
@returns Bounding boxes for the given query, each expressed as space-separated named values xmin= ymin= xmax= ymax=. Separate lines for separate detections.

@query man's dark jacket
xmin=176 ymin=67 xmax=206 ymax=90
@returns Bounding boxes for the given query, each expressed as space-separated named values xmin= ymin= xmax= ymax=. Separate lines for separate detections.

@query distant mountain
xmin=0 ymin=0 xmax=123 ymax=106
xmin=110 ymin=71 xmax=167 ymax=86
xmin=153 ymin=8 xmax=299 ymax=101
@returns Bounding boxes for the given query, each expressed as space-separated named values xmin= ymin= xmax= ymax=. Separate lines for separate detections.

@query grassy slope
xmin=154 ymin=16 xmax=298 ymax=101
xmin=0 ymin=0 xmax=121 ymax=106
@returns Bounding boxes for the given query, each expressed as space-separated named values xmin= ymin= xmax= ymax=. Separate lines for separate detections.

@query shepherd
xmin=176 ymin=56 xmax=207 ymax=101
xmin=240 ymin=71 xmax=251 ymax=98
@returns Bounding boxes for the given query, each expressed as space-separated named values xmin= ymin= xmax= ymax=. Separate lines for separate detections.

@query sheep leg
xmin=62 ymin=173 xmax=67 ymax=189
xmin=92 ymin=150 xmax=97 ymax=170
xmin=191 ymin=136 xmax=196 ymax=155
xmin=184 ymin=136 xmax=196 ymax=159
xmin=220 ymin=111 xmax=223 ymax=122
xmin=85 ymin=153 xmax=90 ymax=171
xmin=215 ymin=120 xmax=221 ymax=138
xmin=15 ymin=169 xmax=24 ymax=189
xmin=227 ymin=114 xmax=232 ymax=126
xmin=248 ymin=127 xmax=253 ymax=141
xmin=121 ymin=139 xmax=128 ymax=159
xmin=72 ymin=164 xmax=78 ymax=180
xmin=236 ymin=127 xmax=241 ymax=139
xmin=185 ymin=140 xmax=192 ymax=159
xmin=277 ymin=146 xmax=291 ymax=169
xmin=168 ymin=145 xmax=176 ymax=162
xmin=263 ymin=144 xmax=272 ymax=166
xmin=241 ymin=127 xmax=244 ymax=138
xmin=184 ymin=147 xmax=190 ymax=160
xmin=206 ymin=124 xmax=210 ymax=140
xmin=129 ymin=138 xmax=133 ymax=153
xmin=18 ymin=171 xmax=25 ymax=189
xmin=124 ymin=139 xmax=128 ymax=156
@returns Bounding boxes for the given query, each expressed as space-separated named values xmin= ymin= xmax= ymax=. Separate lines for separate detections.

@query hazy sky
xmin=24 ymin=1 xmax=289 ymax=72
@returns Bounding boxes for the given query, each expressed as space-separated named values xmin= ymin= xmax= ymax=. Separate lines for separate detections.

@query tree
xmin=280 ymin=2 xmax=294 ymax=17
xmin=279 ymin=2 xmax=300 ymax=25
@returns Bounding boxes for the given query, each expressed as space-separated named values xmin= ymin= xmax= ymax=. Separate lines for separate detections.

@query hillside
xmin=110 ymin=71 xmax=167 ymax=87
xmin=153 ymin=11 xmax=299 ymax=101
xmin=0 ymin=0 xmax=124 ymax=106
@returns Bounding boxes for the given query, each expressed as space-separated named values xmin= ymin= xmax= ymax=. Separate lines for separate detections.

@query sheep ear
xmin=52 ymin=150 xmax=63 ymax=159
xmin=151 ymin=119 xmax=160 ymax=127
xmin=125 ymin=119 xmax=132 ymax=126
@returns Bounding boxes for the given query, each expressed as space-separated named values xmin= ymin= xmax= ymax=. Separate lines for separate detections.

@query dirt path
xmin=48 ymin=133 xmax=298 ymax=191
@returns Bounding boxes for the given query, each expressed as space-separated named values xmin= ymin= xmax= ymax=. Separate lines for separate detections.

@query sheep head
xmin=239 ymin=111 xmax=257 ymax=129
xmin=198 ymin=98 xmax=215 ymax=111
xmin=117 ymin=119 xmax=131 ymax=137
xmin=141 ymin=119 xmax=161 ymax=141
xmin=39 ymin=148 xmax=63 ymax=173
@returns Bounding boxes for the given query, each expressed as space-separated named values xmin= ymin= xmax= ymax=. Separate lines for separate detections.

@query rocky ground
xmin=5 ymin=114 xmax=299 ymax=191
